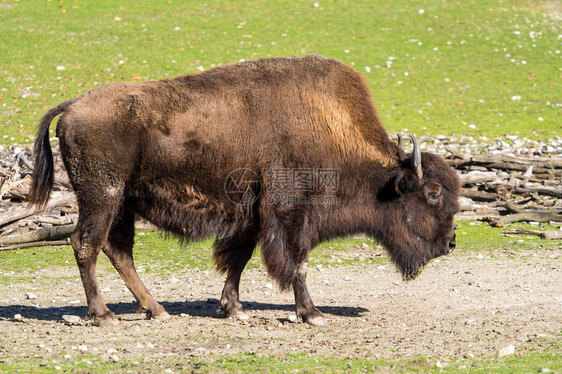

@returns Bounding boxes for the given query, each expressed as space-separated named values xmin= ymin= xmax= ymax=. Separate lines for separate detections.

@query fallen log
xmin=455 ymin=211 xmax=500 ymax=221
xmin=501 ymin=228 xmax=562 ymax=240
xmin=447 ymin=154 xmax=562 ymax=171
xmin=0 ymin=239 xmax=70 ymax=252
xmin=0 ymin=224 xmax=76 ymax=246
xmin=513 ymin=186 xmax=562 ymax=198
xmin=459 ymin=171 xmax=504 ymax=186
xmin=482 ymin=210 xmax=562 ymax=226
xmin=462 ymin=188 xmax=499 ymax=202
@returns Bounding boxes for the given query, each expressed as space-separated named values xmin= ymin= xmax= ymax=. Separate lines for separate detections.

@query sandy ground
xmin=0 ymin=247 xmax=561 ymax=371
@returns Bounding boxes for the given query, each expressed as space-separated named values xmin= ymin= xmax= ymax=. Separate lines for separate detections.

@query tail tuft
xmin=28 ymin=99 xmax=77 ymax=208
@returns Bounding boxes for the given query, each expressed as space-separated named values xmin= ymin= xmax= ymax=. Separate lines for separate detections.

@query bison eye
xmin=428 ymin=192 xmax=439 ymax=200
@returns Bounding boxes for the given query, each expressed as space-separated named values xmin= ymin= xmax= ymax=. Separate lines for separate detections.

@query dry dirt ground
xmin=0 ymin=246 xmax=561 ymax=372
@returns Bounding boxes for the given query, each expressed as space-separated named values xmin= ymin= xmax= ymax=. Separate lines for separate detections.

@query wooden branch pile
xmin=0 ymin=146 xmax=77 ymax=250
xmin=448 ymin=153 xmax=562 ymax=228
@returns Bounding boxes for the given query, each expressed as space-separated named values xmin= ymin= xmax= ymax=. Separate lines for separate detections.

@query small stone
xmin=538 ymin=368 xmax=552 ymax=373
xmin=109 ymin=354 xmax=119 ymax=362
xmin=62 ymin=315 xmax=81 ymax=323
xmin=26 ymin=293 xmax=37 ymax=300
xmin=78 ymin=345 xmax=88 ymax=352
xmin=498 ymin=344 xmax=515 ymax=357
xmin=14 ymin=314 xmax=22 ymax=320
xmin=106 ymin=348 xmax=117 ymax=354
xmin=265 ymin=283 xmax=273 ymax=289
xmin=288 ymin=315 xmax=297 ymax=322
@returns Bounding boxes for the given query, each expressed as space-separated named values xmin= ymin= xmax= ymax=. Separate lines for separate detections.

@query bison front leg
xmin=219 ymin=262 xmax=250 ymax=320
xmin=214 ymin=238 xmax=256 ymax=320
xmin=104 ymin=207 xmax=170 ymax=320
xmin=293 ymin=262 xmax=327 ymax=326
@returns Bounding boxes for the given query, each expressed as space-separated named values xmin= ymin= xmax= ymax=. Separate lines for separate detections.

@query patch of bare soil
xmin=0 ymin=248 xmax=560 ymax=371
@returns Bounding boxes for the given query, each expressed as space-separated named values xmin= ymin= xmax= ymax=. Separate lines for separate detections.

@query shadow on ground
xmin=0 ymin=299 xmax=368 ymax=323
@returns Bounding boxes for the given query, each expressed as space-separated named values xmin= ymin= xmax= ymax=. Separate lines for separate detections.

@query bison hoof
xmin=226 ymin=309 xmax=250 ymax=320
xmin=150 ymin=310 xmax=171 ymax=320
xmin=94 ymin=313 xmax=119 ymax=327
xmin=221 ymin=303 xmax=250 ymax=320
xmin=299 ymin=309 xmax=328 ymax=326
xmin=305 ymin=315 xmax=328 ymax=326
xmin=146 ymin=307 xmax=171 ymax=320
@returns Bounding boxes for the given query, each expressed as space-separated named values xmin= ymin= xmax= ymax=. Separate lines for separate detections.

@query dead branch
xmin=0 ymin=193 xmax=75 ymax=228
xmin=447 ymin=154 xmax=562 ymax=171
xmin=462 ymin=188 xmax=499 ymax=202
xmin=459 ymin=171 xmax=504 ymax=186
xmin=482 ymin=210 xmax=562 ymax=226
xmin=0 ymin=224 xmax=76 ymax=246
xmin=501 ymin=228 xmax=562 ymax=240
xmin=0 ymin=239 xmax=70 ymax=252
xmin=455 ymin=211 xmax=500 ymax=221
xmin=513 ymin=186 xmax=562 ymax=198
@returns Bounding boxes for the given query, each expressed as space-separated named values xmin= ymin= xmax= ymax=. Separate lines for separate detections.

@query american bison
xmin=29 ymin=55 xmax=460 ymax=326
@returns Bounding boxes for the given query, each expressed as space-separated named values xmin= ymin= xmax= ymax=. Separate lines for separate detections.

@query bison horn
xmin=396 ymin=133 xmax=403 ymax=150
xmin=409 ymin=134 xmax=423 ymax=179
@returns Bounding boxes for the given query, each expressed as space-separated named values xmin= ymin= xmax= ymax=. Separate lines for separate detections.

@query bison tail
xmin=28 ymin=99 xmax=77 ymax=208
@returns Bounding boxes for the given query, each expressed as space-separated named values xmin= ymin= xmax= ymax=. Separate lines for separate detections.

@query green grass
xmin=2 ymin=350 xmax=560 ymax=373
xmin=1 ymin=0 xmax=559 ymax=145
xmin=455 ymin=221 xmax=561 ymax=253
xmin=0 ymin=354 xmax=140 ymax=374
xmin=193 ymin=351 xmax=562 ymax=373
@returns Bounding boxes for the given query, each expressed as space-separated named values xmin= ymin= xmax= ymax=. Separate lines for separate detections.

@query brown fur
xmin=29 ymin=55 xmax=460 ymax=324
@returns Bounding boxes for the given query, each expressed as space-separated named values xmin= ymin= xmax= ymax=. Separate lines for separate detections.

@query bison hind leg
xmin=213 ymin=231 xmax=258 ymax=319
xmin=292 ymin=261 xmax=328 ymax=326
xmin=70 ymin=202 xmax=121 ymax=326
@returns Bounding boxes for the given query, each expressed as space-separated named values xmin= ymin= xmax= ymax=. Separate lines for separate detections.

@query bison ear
xmin=377 ymin=168 xmax=420 ymax=201
xmin=394 ymin=169 xmax=419 ymax=196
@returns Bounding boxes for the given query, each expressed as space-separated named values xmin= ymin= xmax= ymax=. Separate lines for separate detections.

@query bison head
xmin=377 ymin=135 xmax=461 ymax=280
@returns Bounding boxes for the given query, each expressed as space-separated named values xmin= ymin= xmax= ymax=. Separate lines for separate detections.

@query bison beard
xmin=29 ymin=55 xmax=460 ymax=326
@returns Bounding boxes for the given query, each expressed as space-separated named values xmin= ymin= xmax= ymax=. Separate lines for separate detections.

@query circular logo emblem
xmin=224 ymin=168 xmax=262 ymax=206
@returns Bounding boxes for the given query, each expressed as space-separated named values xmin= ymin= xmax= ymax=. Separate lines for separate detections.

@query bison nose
xmin=448 ymin=233 xmax=456 ymax=253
